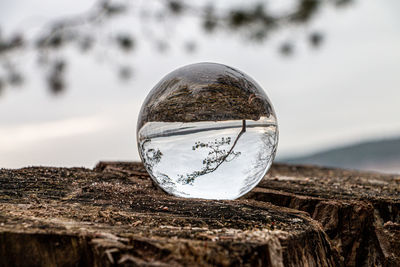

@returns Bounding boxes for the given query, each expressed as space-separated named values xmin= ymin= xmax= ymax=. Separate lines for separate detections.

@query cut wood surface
xmin=0 ymin=162 xmax=399 ymax=266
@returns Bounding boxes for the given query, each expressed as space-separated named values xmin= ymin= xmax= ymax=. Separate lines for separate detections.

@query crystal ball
xmin=137 ymin=62 xmax=278 ymax=200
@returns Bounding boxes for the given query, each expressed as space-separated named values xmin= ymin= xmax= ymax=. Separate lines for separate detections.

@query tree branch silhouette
xmin=178 ymin=120 xmax=246 ymax=185
xmin=0 ymin=0 xmax=354 ymax=95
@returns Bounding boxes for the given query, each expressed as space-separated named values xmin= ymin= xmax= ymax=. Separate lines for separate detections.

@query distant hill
xmin=279 ymin=137 xmax=400 ymax=174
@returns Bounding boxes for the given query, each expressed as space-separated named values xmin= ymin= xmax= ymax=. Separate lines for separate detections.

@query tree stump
xmin=0 ymin=162 xmax=398 ymax=266
xmin=247 ymin=164 xmax=400 ymax=266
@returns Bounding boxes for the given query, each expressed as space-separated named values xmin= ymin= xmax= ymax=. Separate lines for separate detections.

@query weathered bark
xmin=246 ymin=164 xmax=400 ymax=266
xmin=0 ymin=162 xmax=398 ymax=266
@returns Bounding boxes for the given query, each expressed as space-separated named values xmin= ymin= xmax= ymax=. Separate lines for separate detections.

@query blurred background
xmin=0 ymin=0 xmax=399 ymax=173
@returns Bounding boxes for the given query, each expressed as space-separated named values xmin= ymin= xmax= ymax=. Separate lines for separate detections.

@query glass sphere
xmin=137 ymin=62 xmax=278 ymax=200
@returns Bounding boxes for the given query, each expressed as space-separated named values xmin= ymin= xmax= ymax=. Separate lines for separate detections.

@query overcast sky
xmin=0 ymin=0 xmax=399 ymax=168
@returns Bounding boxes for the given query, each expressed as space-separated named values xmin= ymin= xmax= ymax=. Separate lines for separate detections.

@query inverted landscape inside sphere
xmin=137 ymin=63 xmax=274 ymax=129
xmin=137 ymin=63 xmax=278 ymax=199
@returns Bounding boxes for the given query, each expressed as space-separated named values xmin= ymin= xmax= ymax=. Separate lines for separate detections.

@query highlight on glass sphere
xmin=137 ymin=62 xmax=278 ymax=200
